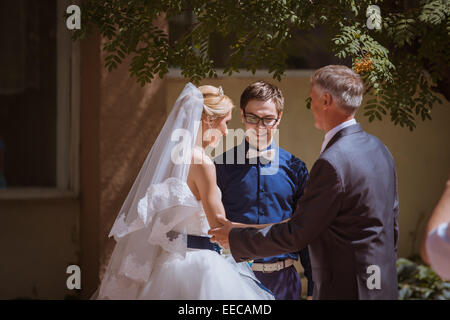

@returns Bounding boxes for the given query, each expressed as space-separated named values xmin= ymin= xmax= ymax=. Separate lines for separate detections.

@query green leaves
xmin=305 ymin=96 xmax=312 ymax=110
xmin=363 ymin=97 xmax=386 ymax=123
xmin=419 ymin=0 xmax=449 ymax=25
xmin=395 ymin=18 xmax=418 ymax=47
xmin=70 ymin=0 xmax=449 ymax=130
xmin=397 ymin=258 xmax=450 ymax=300
xmin=352 ymin=1 xmax=449 ymax=130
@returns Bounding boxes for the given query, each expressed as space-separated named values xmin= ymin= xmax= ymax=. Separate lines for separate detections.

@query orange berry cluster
xmin=354 ymin=53 xmax=374 ymax=73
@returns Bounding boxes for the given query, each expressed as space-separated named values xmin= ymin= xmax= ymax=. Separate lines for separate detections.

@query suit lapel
xmin=323 ymin=123 xmax=363 ymax=153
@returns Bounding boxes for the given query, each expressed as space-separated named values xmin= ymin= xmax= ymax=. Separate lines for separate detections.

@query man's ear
xmin=240 ymin=109 xmax=245 ymax=123
xmin=323 ymin=93 xmax=332 ymax=109
xmin=275 ymin=111 xmax=283 ymax=128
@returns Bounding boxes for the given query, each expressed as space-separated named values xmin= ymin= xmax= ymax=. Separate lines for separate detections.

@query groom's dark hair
xmin=240 ymin=80 xmax=284 ymax=113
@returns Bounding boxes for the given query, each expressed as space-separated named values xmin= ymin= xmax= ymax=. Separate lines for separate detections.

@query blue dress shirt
xmin=215 ymin=139 xmax=314 ymax=294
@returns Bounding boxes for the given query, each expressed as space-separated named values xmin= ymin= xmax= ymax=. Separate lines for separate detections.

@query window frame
xmin=0 ymin=0 xmax=80 ymax=200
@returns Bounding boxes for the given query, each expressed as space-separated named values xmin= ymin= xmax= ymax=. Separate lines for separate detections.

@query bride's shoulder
xmin=190 ymin=147 xmax=216 ymax=180
xmin=191 ymin=147 xmax=214 ymax=166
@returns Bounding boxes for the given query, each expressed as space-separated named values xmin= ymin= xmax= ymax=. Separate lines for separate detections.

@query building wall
xmin=0 ymin=21 xmax=169 ymax=299
xmin=0 ymin=198 xmax=79 ymax=299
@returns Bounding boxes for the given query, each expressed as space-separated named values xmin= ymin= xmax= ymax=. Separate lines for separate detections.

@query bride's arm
xmin=189 ymin=156 xmax=227 ymax=229
xmin=230 ymin=218 xmax=291 ymax=229
xmin=189 ymin=151 xmax=290 ymax=230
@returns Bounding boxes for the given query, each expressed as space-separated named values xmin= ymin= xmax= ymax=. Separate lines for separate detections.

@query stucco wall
xmin=0 ymin=198 xmax=79 ymax=299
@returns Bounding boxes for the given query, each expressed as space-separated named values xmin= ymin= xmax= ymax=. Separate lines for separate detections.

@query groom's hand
xmin=208 ymin=215 xmax=232 ymax=250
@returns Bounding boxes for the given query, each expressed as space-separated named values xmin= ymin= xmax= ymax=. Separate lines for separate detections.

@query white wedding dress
xmin=136 ymin=178 xmax=273 ymax=299
xmin=93 ymin=83 xmax=274 ymax=300
xmin=95 ymin=177 xmax=273 ymax=300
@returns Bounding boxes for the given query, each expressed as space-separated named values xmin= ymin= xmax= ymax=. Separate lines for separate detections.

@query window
xmin=168 ymin=11 xmax=350 ymax=70
xmin=0 ymin=0 xmax=79 ymax=198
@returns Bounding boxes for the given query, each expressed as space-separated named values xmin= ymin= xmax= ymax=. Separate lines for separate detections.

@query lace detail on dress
xmin=99 ymin=177 xmax=226 ymax=298
xmin=99 ymin=274 xmax=142 ymax=300
xmin=148 ymin=214 xmax=188 ymax=255
xmin=137 ymin=177 xmax=200 ymax=226
xmin=101 ymin=177 xmax=204 ymax=292
xmin=139 ymin=177 xmax=197 ymax=222
xmin=109 ymin=212 xmax=144 ymax=240
xmin=121 ymin=253 xmax=153 ymax=282
xmin=109 ymin=177 xmax=201 ymax=240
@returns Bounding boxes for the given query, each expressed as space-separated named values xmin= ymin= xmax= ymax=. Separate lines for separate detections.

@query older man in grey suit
xmin=209 ymin=65 xmax=399 ymax=300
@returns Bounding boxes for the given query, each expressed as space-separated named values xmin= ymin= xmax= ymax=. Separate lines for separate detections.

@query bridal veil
xmin=92 ymin=83 xmax=204 ymax=299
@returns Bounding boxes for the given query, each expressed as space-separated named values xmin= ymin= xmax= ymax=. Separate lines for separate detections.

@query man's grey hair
xmin=310 ymin=65 xmax=364 ymax=115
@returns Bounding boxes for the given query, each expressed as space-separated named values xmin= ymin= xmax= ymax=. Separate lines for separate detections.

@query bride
xmin=91 ymin=83 xmax=275 ymax=300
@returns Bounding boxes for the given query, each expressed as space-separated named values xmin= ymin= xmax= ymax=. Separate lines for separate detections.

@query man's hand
xmin=208 ymin=215 xmax=233 ymax=249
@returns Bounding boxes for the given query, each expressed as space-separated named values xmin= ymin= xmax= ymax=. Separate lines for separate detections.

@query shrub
xmin=397 ymin=257 xmax=450 ymax=300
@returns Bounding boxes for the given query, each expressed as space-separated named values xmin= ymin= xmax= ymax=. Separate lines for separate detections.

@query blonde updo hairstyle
xmin=198 ymin=85 xmax=234 ymax=124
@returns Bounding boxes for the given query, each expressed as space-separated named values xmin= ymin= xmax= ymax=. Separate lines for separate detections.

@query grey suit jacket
xmin=229 ymin=123 xmax=399 ymax=300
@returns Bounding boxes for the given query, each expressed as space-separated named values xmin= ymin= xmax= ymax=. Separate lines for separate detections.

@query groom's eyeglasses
xmin=243 ymin=111 xmax=279 ymax=127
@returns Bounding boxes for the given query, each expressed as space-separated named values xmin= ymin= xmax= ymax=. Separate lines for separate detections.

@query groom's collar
xmin=241 ymin=138 xmax=277 ymax=164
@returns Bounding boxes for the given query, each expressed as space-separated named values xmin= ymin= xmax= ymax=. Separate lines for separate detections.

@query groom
xmin=210 ymin=65 xmax=400 ymax=300
xmin=214 ymin=81 xmax=314 ymax=300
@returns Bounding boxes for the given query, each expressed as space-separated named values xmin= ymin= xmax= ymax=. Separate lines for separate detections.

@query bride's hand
xmin=209 ymin=215 xmax=233 ymax=249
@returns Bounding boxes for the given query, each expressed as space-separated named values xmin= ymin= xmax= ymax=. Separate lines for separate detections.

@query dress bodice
xmin=166 ymin=178 xmax=221 ymax=237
